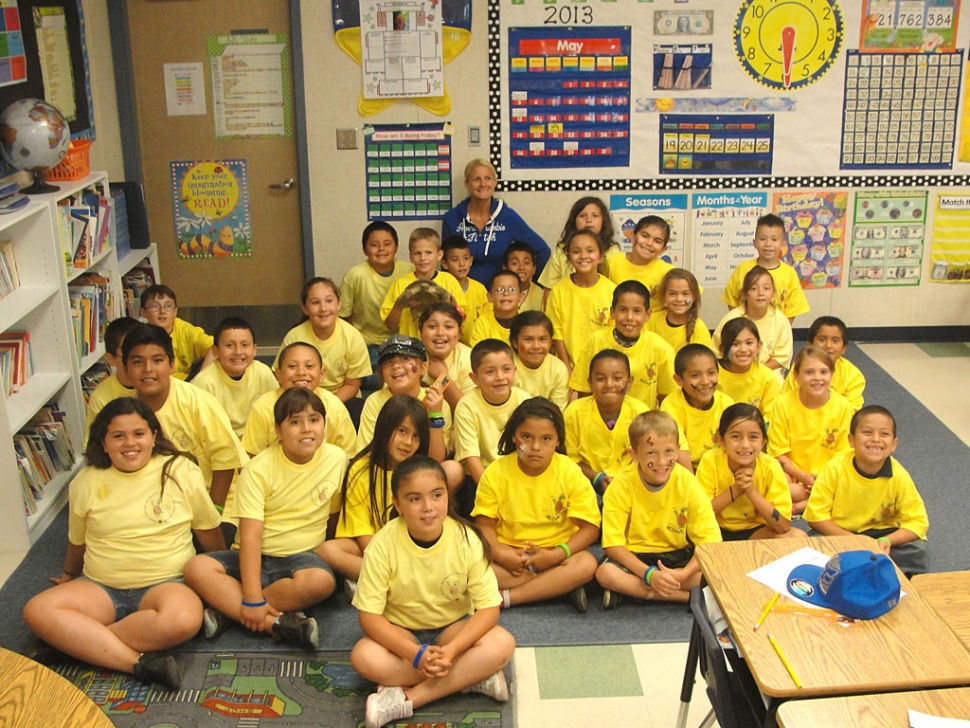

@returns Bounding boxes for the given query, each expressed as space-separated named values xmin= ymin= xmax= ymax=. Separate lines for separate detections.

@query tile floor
xmin=2 ymin=343 xmax=968 ymax=727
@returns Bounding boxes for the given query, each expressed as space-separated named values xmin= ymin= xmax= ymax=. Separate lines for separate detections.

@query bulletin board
xmin=0 ymin=0 xmax=94 ymax=140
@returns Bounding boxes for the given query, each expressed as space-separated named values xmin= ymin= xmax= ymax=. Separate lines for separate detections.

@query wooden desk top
xmin=777 ymin=687 xmax=970 ymax=727
xmin=696 ymin=536 xmax=970 ymax=700
xmin=911 ymin=571 xmax=970 ymax=649
xmin=0 ymin=647 xmax=113 ymax=727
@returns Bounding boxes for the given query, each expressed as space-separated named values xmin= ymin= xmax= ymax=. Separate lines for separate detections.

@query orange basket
xmin=45 ymin=139 xmax=92 ymax=181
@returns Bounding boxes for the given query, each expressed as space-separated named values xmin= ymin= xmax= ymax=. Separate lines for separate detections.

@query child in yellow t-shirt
xmin=319 ymin=394 xmax=430 ymax=589
xmin=339 ymin=221 xmax=414 ymax=389
xmin=661 ymin=344 xmax=734 ymax=471
xmin=510 ymin=311 xmax=569 ymax=410
xmin=503 ymin=240 xmax=544 ymax=312
xmin=715 ymin=317 xmax=780 ymax=416
xmin=804 ymin=405 xmax=929 ymax=576
xmin=469 ymin=270 xmax=524 ymax=347
xmin=768 ymin=346 xmax=853 ymax=514
xmin=84 ymin=316 xmax=140 ymax=442
xmin=605 ymin=215 xmax=674 ymax=311
xmin=595 ymin=411 xmax=721 ymax=607
xmin=191 ymin=317 xmax=278 ymax=438
xmin=539 ymin=196 xmax=619 ymax=296
xmin=564 ymin=350 xmax=648 ymax=495
xmin=568 ymin=280 xmax=676 ymax=409
xmin=473 ymin=398 xmax=600 ymax=612
xmin=646 ymin=269 xmax=712 ymax=353
xmin=722 ymin=212 xmax=810 ymax=322
xmin=381 ymin=228 xmax=466 ymax=339
xmin=351 ymin=456 xmax=514 ymax=728
xmin=782 ymin=316 xmax=866 ymax=410
xmin=183 ymin=387 xmax=349 ymax=648
xmin=280 ymin=277 xmax=373 ymax=403
xmin=546 ymin=230 xmax=616 ymax=372
xmin=140 ymin=284 xmax=215 ymax=380
xmin=696 ymin=404 xmax=800 ymax=541
xmin=419 ymin=302 xmax=475 ymax=414
xmin=441 ymin=235 xmax=488 ymax=345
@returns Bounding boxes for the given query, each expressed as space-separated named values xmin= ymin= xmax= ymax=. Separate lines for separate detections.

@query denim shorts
xmin=411 ymin=617 xmax=468 ymax=647
xmin=720 ymin=526 xmax=763 ymax=542
xmin=82 ymin=576 xmax=186 ymax=622
xmin=205 ymin=549 xmax=334 ymax=587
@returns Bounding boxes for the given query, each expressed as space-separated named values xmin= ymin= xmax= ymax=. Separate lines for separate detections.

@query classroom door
xmin=125 ymin=0 xmax=304 ymax=307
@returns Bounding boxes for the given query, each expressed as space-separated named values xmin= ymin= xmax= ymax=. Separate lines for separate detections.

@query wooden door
xmin=125 ymin=0 xmax=303 ymax=307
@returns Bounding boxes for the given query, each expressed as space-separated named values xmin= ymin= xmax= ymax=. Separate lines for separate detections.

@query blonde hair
xmin=793 ymin=344 xmax=834 ymax=374
xmin=628 ymin=411 xmax=680 ymax=449
xmin=408 ymin=227 xmax=441 ymax=252
xmin=464 ymin=158 xmax=497 ymax=181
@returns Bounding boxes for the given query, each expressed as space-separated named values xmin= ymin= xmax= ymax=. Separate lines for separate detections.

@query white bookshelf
xmin=0 ymin=172 xmax=160 ymax=550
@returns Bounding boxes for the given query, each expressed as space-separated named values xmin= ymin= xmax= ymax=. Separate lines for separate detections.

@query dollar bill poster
xmin=690 ymin=192 xmax=768 ymax=288
xmin=170 ymin=160 xmax=253 ymax=260
xmin=929 ymin=193 xmax=970 ymax=281
xmin=609 ymin=193 xmax=688 ymax=266
xmin=774 ymin=191 xmax=849 ymax=289
xmin=849 ymin=190 xmax=927 ymax=286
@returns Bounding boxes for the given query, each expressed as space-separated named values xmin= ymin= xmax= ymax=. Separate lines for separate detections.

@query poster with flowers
xmin=774 ymin=191 xmax=848 ymax=290
xmin=170 ymin=160 xmax=253 ymax=260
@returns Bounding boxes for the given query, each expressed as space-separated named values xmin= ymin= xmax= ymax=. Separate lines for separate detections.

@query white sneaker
xmin=365 ymin=685 xmax=412 ymax=728
xmin=462 ymin=669 xmax=510 ymax=702
xmin=344 ymin=579 xmax=358 ymax=602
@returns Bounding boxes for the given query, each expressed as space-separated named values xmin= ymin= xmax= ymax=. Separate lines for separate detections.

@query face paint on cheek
xmin=409 ymin=362 xmax=417 ymax=374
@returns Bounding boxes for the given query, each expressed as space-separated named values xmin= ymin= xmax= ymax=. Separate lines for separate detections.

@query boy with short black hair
xmin=470 ymin=270 xmax=524 ymax=347
xmin=84 ymin=316 xmax=140 ymax=441
xmin=804 ymin=405 xmax=929 ymax=576
xmin=380 ymin=228 xmax=466 ymax=338
xmin=595 ymin=411 xmax=721 ymax=607
xmin=122 ymin=323 xmax=248 ymax=508
xmin=661 ymin=344 xmax=735 ymax=471
xmin=503 ymin=240 xmax=544 ymax=312
xmin=441 ymin=235 xmax=487 ymax=345
xmin=722 ymin=213 xmax=810 ymax=323
xmin=454 ymin=339 xmax=532 ymax=484
xmin=191 ymin=317 xmax=278 ymax=438
xmin=139 ymin=284 xmax=215 ymax=380
xmin=783 ymin=315 xmax=866 ymax=410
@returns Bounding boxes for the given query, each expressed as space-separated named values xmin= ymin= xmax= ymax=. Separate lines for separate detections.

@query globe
xmin=0 ymin=98 xmax=70 ymax=194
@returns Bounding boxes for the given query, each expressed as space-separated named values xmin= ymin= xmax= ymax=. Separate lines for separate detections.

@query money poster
xmin=774 ymin=191 xmax=849 ymax=290
xmin=849 ymin=190 xmax=927 ymax=287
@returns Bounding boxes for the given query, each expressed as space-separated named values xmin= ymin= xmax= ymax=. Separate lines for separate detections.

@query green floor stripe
xmin=916 ymin=342 xmax=970 ymax=358
xmin=535 ymin=645 xmax=643 ymax=700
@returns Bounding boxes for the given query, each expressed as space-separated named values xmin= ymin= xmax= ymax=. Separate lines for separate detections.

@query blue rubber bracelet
xmin=412 ymin=643 xmax=429 ymax=669
xmin=242 ymin=598 xmax=268 ymax=608
xmin=643 ymin=566 xmax=657 ymax=586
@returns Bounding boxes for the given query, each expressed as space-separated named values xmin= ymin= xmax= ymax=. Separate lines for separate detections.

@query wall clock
xmin=734 ymin=0 xmax=844 ymax=91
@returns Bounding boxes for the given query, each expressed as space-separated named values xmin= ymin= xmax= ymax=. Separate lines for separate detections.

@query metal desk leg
xmin=676 ymin=618 xmax=702 ymax=728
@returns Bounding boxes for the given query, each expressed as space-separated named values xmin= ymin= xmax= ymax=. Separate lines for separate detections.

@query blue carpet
xmin=0 ymin=343 xmax=965 ymax=657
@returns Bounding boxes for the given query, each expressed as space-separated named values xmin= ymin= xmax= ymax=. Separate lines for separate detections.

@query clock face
xmin=734 ymin=0 xmax=844 ymax=91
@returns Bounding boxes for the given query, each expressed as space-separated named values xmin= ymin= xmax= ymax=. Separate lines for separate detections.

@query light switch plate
xmin=469 ymin=126 xmax=481 ymax=146
xmin=336 ymin=128 xmax=358 ymax=150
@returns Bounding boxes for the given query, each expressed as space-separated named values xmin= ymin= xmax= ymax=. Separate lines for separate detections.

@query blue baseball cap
xmin=786 ymin=550 xmax=900 ymax=620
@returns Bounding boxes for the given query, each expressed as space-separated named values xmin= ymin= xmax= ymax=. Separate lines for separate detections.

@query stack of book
xmin=81 ymin=361 xmax=111 ymax=404
xmin=0 ymin=330 xmax=32 ymax=396
xmin=0 ymin=239 xmax=19 ymax=299
xmin=56 ymin=185 xmax=113 ymax=277
xmin=68 ymin=274 xmax=111 ymax=362
xmin=122 ymin=267 xmax=155 ymax=318
xmin=15 ymin=404 xmax=75 ymax=515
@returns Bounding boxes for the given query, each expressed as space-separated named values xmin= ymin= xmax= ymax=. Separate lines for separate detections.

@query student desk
xmin=911 ymin=571 xmax=970 ymax=649
xmin=776 ymin=687 xmax=970 ymax=727
xmin=692 ymin=536 xmax=970 ymax=725
xmin=0 ymin=647 xmax=113 ymax=727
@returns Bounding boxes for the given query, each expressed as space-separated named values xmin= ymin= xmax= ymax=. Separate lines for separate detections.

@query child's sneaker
xmin=344 ymin=578 xmax=358 ymax=603
xmin=365 ymin=685 xmax=413 ymax=728
xmin=566 ymin=585 xmax=588 ymax=614
xmin=462 ymin=669 xmax=510 ymax=701
xmin=272 ymin=613 xmax=319 ymax=649
xmin=602 ymin=589 xmax=623 ymax=611
xmin=133 ymin=652 xmax=182 ymax=691
xmin=202 ymin=608 xmax=228 ymax=639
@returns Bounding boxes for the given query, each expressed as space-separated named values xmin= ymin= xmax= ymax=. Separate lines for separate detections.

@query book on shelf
xmin=0 ymin=239 xmax=19 ymax=299
xmin=81 ymin=360 xmax=111 ymax=404
xmin=14 ymin=404 xmax=76 ymax=495
xmin=68 ymin=274 xmax=111 ymax=361
xmin=57 ymin=183 xmax=114 ymax=277
xmin=122 ymin=267 xmax=156 ymax=318
xmin=0 ymin=330 xmax=32 ymax=396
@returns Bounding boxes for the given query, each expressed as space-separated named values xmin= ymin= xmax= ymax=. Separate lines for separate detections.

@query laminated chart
xmin=929 ymin=193 xmax=970 ymax=281
xmin=361 ymin=0 xmax=443 ymax=99
xmin=840 ymin=50 xmax=962 ymax=169
xmin=659 ymin=114 xmax=774 ymax=175
xmin=849 ymin=190 xmax=927 ymax=287
xmin=775 ymin=191 xmax=848 ymax=290
xmin=363 ymin=123 xmax=452 ymax=220
xmin=508 ymin=26 xmax=631 ymax=169
xmin=0 ymin=2 xmax=25 ymax=89
xmin=690 ymin=192 xmax=768 ymax=288
xmin=860 ymin=0 xmax=960 ymax=52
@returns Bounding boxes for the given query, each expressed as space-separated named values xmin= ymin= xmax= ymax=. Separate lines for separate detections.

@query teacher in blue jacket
xmin=442 ymin=158 xmax=550 ymax=285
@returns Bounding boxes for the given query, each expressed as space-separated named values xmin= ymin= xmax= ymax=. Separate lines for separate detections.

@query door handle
xmin=270 ymin=178 xmax=296 ymax=190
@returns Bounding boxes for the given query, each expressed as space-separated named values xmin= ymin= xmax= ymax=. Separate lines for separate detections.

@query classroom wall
xmin=302 ymin=0 xmax=970 ymax=332
xmin=83 ymin=0 xmax=125 ymax=181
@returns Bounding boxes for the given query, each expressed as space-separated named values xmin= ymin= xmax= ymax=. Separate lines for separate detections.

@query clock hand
xmin=781 ymin=25 xmax=796 ymax=88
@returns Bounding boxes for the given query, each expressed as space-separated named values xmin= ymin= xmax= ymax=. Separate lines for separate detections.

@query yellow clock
xmin=734 ymin=0 xmax=844 ymax=91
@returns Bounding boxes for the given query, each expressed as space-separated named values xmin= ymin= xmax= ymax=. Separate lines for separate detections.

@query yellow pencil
xmin=768 ymin=632 xmax=802 ymax=689
xmin=753 ymin=592 xmax=780 ymax=631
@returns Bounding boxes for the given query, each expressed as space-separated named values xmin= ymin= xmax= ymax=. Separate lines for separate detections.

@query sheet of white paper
xmin=909 ymin=709 xmax=970 ymax=727
xmin=164 ymin=63 xmax=206 ymax=116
